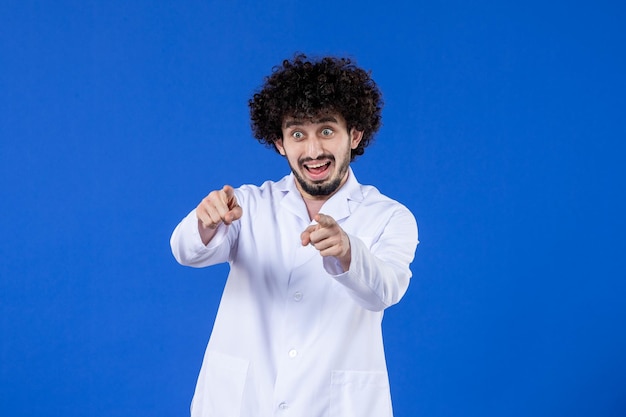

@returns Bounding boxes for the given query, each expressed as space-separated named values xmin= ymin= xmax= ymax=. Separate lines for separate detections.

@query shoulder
xmin=345 ymin=171 xmax=416 ymax=221
xmin=232 ymin=175 xmax=290 ymax=207
xmin=359 ymin=183 xmax=413 ymax=216
xmin=353 ymin=182 xmax=417 ymax=236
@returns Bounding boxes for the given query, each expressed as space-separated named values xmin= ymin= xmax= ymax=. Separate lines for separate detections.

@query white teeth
xmin=307 ymin=162 xmax=328 ymax=169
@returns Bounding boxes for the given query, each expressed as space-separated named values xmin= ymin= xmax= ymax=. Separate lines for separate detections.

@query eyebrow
xmin=283 ymin=115 xmax=339 ymax=128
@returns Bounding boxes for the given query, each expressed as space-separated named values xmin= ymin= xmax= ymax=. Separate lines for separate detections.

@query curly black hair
xmin=249 ymin=54 xmax=383 ymax=161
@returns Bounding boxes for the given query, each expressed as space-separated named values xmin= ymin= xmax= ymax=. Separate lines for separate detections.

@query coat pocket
xmin=329 ymin=370 xmax=392 ymax=417
xmin=191 ymin=351 xmax=249 ymax=417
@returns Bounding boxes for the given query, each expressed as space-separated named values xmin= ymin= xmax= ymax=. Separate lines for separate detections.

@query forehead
xmin=282 ymin=112 xmax=347 ymax=129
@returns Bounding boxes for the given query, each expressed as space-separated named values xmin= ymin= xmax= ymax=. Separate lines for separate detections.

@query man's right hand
xmin=196 ymin=185 xmax=243 ymax=244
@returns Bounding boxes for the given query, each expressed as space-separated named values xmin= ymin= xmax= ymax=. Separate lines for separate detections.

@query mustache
xmin=298 ymin=154 xmax=335 ymax=165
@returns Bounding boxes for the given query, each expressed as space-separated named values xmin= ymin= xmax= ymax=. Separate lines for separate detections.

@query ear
xmin=274 ymin=138 xmax=286 ymax=156
xmin=350 ymin=128 xmax=364 ymax=150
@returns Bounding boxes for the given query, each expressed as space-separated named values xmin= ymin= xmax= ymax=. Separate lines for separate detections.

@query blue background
xmin=1 ymin=1 xmax=625 ymax=416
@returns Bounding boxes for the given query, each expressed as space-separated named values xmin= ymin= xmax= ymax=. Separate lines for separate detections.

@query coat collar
xmin=277 ymin=167 xmax=364 ymax=224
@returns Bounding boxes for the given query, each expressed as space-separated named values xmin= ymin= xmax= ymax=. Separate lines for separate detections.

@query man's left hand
xmin=301 ymin=213 xmax=351 ymax=272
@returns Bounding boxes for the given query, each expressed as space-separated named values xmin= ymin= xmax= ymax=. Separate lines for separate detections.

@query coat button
xmin=293 ymin=291 xmax=303 ymax=301
xmin=278 ymin=402 xmax=288 ymax=410
xmin=288 ymin=349 xmax=298 ymax=358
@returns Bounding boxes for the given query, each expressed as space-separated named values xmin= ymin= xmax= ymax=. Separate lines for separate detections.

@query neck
xmin=295 ymin=181 xmax=335 ymax=220
xmin=302 ymin=197 xmax=325 ymax=220
xmin=293 ymin=169 xmax=351 ymax=220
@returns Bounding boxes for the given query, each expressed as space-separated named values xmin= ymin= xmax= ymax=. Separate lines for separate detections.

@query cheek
xmin=281 ymin=149 xmax=299 ymax=166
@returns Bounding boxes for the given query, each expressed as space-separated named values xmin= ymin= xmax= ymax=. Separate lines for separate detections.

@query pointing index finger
xmin=222 ymin=185 xmax=235 ymax=203
xmin=222 ymin=185 xmax=236 ymax=199
xmin=221 ymin=185 xmax=240 ymax=207
xmin=315 ymin=213 xmax=335 ymax=228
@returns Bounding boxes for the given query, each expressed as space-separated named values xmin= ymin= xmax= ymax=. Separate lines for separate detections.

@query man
xmin=170 ymin=54 xmax=418 ymax=417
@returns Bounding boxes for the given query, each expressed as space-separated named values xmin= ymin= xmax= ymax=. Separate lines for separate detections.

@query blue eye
xmin=293 ymin=131 xmax=304 ymax=140
xmin=322 ymin=128 xmax=333 ymax=136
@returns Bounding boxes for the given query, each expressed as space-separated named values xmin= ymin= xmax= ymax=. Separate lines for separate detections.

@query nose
xmin=306 ymin=136 xmax=324 ymax=159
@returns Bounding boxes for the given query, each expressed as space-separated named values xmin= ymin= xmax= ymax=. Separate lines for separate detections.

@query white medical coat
xmin=170 ymin=169 xmax=418 ymax=417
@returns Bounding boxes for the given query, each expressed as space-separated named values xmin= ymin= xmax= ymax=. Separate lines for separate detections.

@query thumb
xmin=301 ymin=225 xmax=317 ymax=246
xmin=301 ymin=231 xmax=310 ymax=246
xmin=225 ymin=205 xmax=243 ymax=224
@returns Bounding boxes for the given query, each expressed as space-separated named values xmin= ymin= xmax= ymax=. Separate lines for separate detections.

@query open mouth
xmin=303 ymin=160 xmax=331 ymax=180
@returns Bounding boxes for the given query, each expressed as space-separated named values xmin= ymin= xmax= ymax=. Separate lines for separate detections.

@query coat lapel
xmin=318 ymin=168 xmax=364 ymax=224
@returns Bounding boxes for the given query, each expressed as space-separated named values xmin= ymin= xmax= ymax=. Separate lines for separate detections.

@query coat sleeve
xmin=325 ymin=207 xmax=418 ymax=311
xmin=170 ymin=209 xmax=235 ymax=268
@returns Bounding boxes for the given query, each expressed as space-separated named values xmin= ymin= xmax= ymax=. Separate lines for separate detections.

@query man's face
xmin=275 ymin=113 xmax=363 ymax=200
